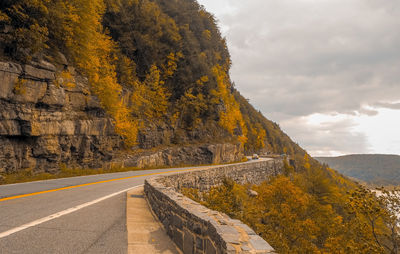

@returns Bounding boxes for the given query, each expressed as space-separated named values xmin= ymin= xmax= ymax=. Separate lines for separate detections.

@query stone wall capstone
xmin=144 ymin=159 xmax=282 ymax=254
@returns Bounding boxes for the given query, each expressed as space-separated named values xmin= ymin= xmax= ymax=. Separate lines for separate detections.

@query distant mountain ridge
xmin=316 ymin=154 xmax=400 ymax=186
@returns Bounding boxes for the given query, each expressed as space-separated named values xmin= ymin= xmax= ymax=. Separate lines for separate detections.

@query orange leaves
xmin=186 ymin=173 xmax=387 ymax=253
xmin=130 ymin=65 xmax=170 ymax=120
xmin=202 ymin=29 xmax=211 ymax=40
xmin=47 ymin=0 xmax=139 ymax=146
xmin=211 ymin=65 xmax=248 ymax=144
xmin=0 ymin=10 xmax=10 ymax=23
xmin=162 ymin=52 xmax=183 ymax=79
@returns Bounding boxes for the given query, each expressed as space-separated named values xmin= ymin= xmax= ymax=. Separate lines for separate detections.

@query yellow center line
xmin=0 ymin=167 xmax=203 ymax=202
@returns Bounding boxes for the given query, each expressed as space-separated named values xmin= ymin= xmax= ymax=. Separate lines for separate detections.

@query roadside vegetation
xmin=0 ymin=164 xmax=143 ymax=185
xmin=183 ymin=158 xmax=400 ymax=253
xmin=0 ymin=158 xmax=248 ymax=185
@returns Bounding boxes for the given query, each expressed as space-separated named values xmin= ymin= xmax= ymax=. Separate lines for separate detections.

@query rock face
xmin=0 ymin=60 xmax=244 ymax=174
xmin=119 ymin=143 xmax=243 ymax=169
xmin=0 ymin=61 xmax=121 ymax=173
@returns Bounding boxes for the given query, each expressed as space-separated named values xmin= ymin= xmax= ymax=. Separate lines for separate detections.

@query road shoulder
xmin=127 ymin=187 xmax=181 ymax=254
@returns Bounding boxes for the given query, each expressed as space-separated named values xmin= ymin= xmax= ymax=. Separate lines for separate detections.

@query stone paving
xmin=127 ymin=187 xmax=181 ymax=254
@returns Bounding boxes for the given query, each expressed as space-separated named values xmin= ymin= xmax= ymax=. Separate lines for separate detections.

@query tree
xmin=211 ymin=64 xmax=247 ymax=144
xmin=0 ymin=0 xmax=49 ymax=60
xmin=131 ymin=65 xmax=170 ymax=120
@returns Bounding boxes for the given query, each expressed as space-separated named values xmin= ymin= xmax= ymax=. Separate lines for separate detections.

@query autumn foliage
xmin=0 ymin=0 xmax=257 ymax=148
xmin=183 ymin=168 xmax=400 ymax=253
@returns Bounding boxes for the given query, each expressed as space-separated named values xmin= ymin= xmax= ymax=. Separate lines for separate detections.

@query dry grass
xmin=0 ymin=158 xmax=247 ymax=185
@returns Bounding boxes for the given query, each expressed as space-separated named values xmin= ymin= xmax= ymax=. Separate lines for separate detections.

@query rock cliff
xmin=0 ymin=60 xmax=121 ymax=174
xmin=0 ymin=60 xmax=243 ymax=174
xmin=121 ymin=143 xmax=243 ymax=169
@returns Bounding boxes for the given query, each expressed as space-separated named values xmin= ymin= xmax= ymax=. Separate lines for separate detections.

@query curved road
xmin=0 ymin=165 xmax=220 ymax=254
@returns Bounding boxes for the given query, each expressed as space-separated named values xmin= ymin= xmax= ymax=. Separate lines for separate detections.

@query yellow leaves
xmin=0 ymin=11 xmax=10 ymax=23
xmin=211 ymin=64 xmax=247 ymax=144
xmin=196 ymin=75 xmax=209 ymax=86
xmin=170 ymin=112 xmax=180 ymax=127
xmin=130 ymin=65 xmax=170 ymax=120
xmin=175 ymin=89 xmax=208 ymax=129
xmin=46 ymin=0 xmax=139 ymax=146
xmin=116 ymin=54 xmax=137 ymax=86
xmin=200 ymin=75 xmax=209 ymax=83
xmin=162 ymin=52 xmax=183 ymax=80
xmin=214 ymin=52 xmax=222 ymax=61
xmin=304 ymin=153 xmax=311 ymax=170
xmin=112 ymin=102 xmax=138 ymax=147
xmin=183 ymin=172 xmax=392 ymax=253
xmin=255 ymin=123 xmax=266 ymax=150
xmin=199 ymin=52 xmax=207 ymax=60
xmin=55 ymin=71 xmax=76 ymax=88
xmin=202 ymin=29 xmax=212 ymax=40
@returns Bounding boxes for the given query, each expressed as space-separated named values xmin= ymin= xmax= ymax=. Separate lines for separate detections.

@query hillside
xmin=0 ymin=0 xmax=306 ymax=175
xmin=316 ymin=154 xmax=400 ymax=186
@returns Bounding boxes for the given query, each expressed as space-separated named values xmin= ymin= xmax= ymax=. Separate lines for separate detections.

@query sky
xmin=197 ymin=0 xmax=400 ymax=157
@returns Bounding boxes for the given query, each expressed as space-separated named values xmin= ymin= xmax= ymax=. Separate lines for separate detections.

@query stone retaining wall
xmin=144 ymin=159 xmax=282 ymax=253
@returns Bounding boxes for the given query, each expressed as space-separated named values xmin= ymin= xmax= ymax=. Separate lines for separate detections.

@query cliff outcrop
xmin=121 ymin=143 xmax=243 ymax=169
xmin=0 ymin=60 xmax=243 ymax=174
xmin=0 ymin=60 xmax=121 ymax=174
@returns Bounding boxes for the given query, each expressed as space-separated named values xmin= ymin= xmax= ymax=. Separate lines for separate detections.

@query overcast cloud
xmin=198 ymin=0 xmax=400 ymax=156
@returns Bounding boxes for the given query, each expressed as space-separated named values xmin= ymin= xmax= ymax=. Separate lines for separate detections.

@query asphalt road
xmin=0 ymin=164 xmax=218 ymax=254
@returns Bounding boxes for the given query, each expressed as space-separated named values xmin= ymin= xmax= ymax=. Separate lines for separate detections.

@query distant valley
xmin=316 ymin=154 xmax=400 ymax=186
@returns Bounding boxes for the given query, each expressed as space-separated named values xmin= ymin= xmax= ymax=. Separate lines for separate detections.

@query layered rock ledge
xmin=0 ymin=60 xmax=244 ymax=175
xmin=0 ymin=60 xmax=120 ymax=173
xmin=145 ymin=159 xmax=283 ymax=253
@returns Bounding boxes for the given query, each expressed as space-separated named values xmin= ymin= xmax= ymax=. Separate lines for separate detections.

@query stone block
xmin=183 ymin=229 xmax=195 ymax=254
xmin=221 ymin=234 xmax=240 ymax=245
xmin=0 ymin=71 xmax=19 ymax=99
xmin=241 ymin=245 xmax=251 ymax=252
xmin=20 ymin=120 xmax=41 ymax=137
xmin=0 ymin=62 xmax=22 ymax=73
xmin=190 ymin=222 xmax=203 ymax=235
xmin=75 ymin=119 xmax=113 ymax=136
xmin=60 ymin=121 xmax=75 ymax=136
xmin=37 ymin=60 xmax=56 ymax=72
xmin=67 ymin=92 xmax=87 ymax=111
xmin=195 ymin=237 xmax=204 ymax=251
xmin=24 ymin=64 xmax=55 ymax=80
xmin=85 ymin=95 xmax=102 ymax=109
xmin=226 ymin=244 xmax=236 ymax=254
xmin=236 ymin=223 xmax=257 ymax=235
xmin=172 ymin=214 xmax=184 ymax=229
xmin=249 ymin=235 xmax=275 ymax=252
xmin=33 ymin=137 xmax=61 ymax=157
xmin=173 ymin=229 xmax=184 ymax=250
xmin=12 ymin=79 xmax=47 ymax=104
xmin=40 ymin=83 xmax=66 ymax=107
xmin=205 ymin=239 xmax=217 ymax=254
xmin=0 ymin=120 xmax=21 ymax=135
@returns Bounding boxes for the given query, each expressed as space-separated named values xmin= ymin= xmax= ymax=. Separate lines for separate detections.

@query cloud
xmin=281 ymin=115 xmax=372 ymax=156
xmin=374 ymin=102 xmax=400 ymax=110
xmin=198 ymin=0 xmax=400 ymax=155
xmin=198 ymin=0 xmax=400 ymax=118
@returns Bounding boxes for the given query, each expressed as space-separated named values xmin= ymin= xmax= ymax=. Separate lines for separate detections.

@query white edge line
xmin=0 ymin=184 xmax=144 ymax=239
xmin=0 ymin=164 xmax=213 ymax=187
